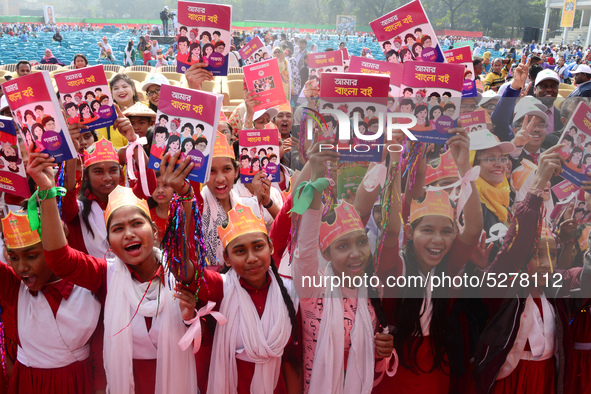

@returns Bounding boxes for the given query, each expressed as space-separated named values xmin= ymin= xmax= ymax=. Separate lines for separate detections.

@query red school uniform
xmin=44 ymin=244 xmax=171 ymax=394
xmin=0 ymin=263 xmax=101 ymax=394
xmin=194 ymin=269 xmax=300 ymax=394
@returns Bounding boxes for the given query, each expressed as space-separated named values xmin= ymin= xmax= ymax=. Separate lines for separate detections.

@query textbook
xmin=443 ymin=46 xmax=478 ymax=97
xmin=238 ymin=36 xmax=272 ymax=65
xmin=238 ymin=128 xmax=281 ymax=183
xmin=459 ymin=109 xmax=487 ymax=133
xmin=556 ymin=100 xmax=591 ymax=187
xmin=243 ymin=58 xmax=288 ymax=111
xmin=1 ymin=71 xmax=77 ymax=163
xmin=308 ymin=50 xmax=344 ymax=86
xmin=337 ymin=161 xmax=369 ymax=200
xmin=318 ymin=72 xmax=390 ymax=162
xmin=0 ymin=116 xmax=29 ymax=198
xmin=176 ymin=1 xmax=232 ymax=76
xmin=147 ymin=84 xmax=223 ymax=183
xmin=54 ymin=65 xmax=117 ymax=131
xmin=399 ymin=61 xmax=464 ymax=143
xmin=370 ymin=0 xmax=444 ymax=63
xmin=348 ymin=56 xmax=402 ymax=98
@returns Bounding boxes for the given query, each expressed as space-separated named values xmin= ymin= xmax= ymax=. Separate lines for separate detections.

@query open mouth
xmin=21 ymin=275 xmax=37 ymax=288
xmin=124 ymin=242 xmax=142 ymax=255
xmin=215 ymin=185 xmax=228 ymax=194
xmin=347 ymin=261 xmax=364 ymax=273
xmin=426 ymin=248 xmax=443 ymax=258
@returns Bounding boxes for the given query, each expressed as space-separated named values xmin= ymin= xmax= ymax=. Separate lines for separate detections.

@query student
xmin=30 ymin=151 xmax=199 ymax=393
xmin=188 ymin=201 xmax=301 ymax=392
xmin=474 ymin=145 xmax=589 ymax=393
xmin=292 ymin=139 xmax=402 ymax=392
xmin=148 ymin=171 xmax=174 ymax=242
xmin=0 ymin=211 xmax=101 ymax=393
xmin=359 ymin=127 xmax=483 ymax=392
xmin=201 ymin=132 xmax=263 ymax=267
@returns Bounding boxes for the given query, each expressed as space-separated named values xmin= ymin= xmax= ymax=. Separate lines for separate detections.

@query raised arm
xmin=448 ymin=127 xmax=483 ymax=246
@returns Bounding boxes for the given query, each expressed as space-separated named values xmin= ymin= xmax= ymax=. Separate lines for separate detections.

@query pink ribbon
xmin=125 ymin=137 xmax=150 ymax=197
xmin=178 ymin=301 xmax=227 ymax=354
xmin=362 ymin=161 xmax=387 ymax=192
xmin=427 ymin=166 xmax=480 ymax=230
xmin=373 ymin=348 xmax=399 ymax=386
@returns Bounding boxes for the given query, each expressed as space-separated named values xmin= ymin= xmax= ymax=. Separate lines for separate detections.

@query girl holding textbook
xmin=356 ymin=127 xmax=483 ymax=393
xmin=292 ymin=139 xmax=398 ymax=393
xmin=201 ymin=132 xmax=273 ymax=267
xmin=0 ymin=209 xmax=100 ymax=393
xmin=62 ymin=110 xmax=155 ymax=257
xmin=29 ymin=148 xmax=199 ymax=394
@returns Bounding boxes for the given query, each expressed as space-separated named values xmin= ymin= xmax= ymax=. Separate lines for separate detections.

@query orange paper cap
xmin=511 ymin=159 xmax=537 ymax=192
xmin=425 ymin=150 xmax=459 ymax=186
xmin=1 ymin=211 xmax=41 ymax=249
xmin=410 ymin=190 xmax=454 ymax=224
xmin=104 ymin=185 xmax=150 ymax=223
xmin=213 ymin=131 xmax=235 ymax=159
xmin=218 ymin=203 xmax=267 ymax=248
xmin=540 ymin=226 xmax=554 ymax=239
xmin=84 ymin=137 xmax=119 ymax=168
xmin=319 ymin=202 xmax=364 ymax=251
xmin=276 ymin=102 xmax=292 ymax=114
xmin=219 ymin=111 xmax=228 ymax=123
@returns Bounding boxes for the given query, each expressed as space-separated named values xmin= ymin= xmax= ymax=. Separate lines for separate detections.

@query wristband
xmin=529 ymin=187 xmax=544 ymax=197
xmin=180 ymin=180 xmax=192 ymax=196
xmin=27 ymin=186 xmax=67 ymax=233
xmin=263 ymin=199 xmax=274 ymax=209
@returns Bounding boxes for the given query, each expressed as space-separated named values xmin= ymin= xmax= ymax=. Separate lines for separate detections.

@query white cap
xmin=515 ymin=96 xmax=547 ymax=113
xmin=254 ymin=106 xmax=279 ymax=121
xmin=469 ymin=129 xmax=516 ymax=154
xmin=513 ymin=101 xmax=548 ymax=125
xmin=480 ymin=90 xmax=499 ymax=106
xmin=534 ymin=69 xmax=560 ymax=87
xmin=164 ymin=5 xmax=169 ymax=9
xmin=0 ymin=95 xmax=8 ymax=112
xmin=140 ymin=73 xmax=170 ymax=91
xmin=571 ymin=64 xmax=591 ymax=74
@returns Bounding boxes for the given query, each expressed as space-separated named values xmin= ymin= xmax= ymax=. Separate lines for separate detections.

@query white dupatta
xmin=103 ymin=249 xmax=196 ymax=393
xmin=207 ymin=269 xmax=293 ymax=394
xmin=308 ymin=263 xmax=375 ymax=394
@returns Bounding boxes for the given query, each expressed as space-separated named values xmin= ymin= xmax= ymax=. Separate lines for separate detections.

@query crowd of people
xmin=0 ymin=16 xmax=590 ymax=394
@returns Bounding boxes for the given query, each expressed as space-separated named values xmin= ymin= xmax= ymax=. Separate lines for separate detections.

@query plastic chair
xmin=134 ymin=59 xmax=144 ymax=65
xmin=227 ymin=79 xmax=245 ymax=106
xmin=124 ymin=70 xmax=150 ymax=83
xmin=158 ymin=71 xmax=183 ymax=82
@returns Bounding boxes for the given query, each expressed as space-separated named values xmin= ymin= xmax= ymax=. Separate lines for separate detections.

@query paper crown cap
xmin=219 ymin=111 xmax=228 ymax=123
xmin=425 ymin=150 xmax=459 ymax=186
xmin=217 ymin=203 xmax=267 ymax=248
xmin=213 ymin=131 xmax=235 ymax=159
xmin=410 ymin=190 xmax=454 ymax=224
xmin=84 ymin=137 xmax=119 ymax=168
xmin=540 ymin=226 xmax=554 ymax=240
xmin=319 ymin=202 xmax=364 ymax=251
xmin=510 ymin=159 xmax=537 ymax=192
xmin=104 ymin=185 xmax=150 ymax=223
xmin=1 ymin=211 xmax=41 ymax=249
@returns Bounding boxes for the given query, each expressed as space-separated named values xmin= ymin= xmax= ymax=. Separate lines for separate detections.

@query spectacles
xmin=481 ymin=156 xmax=509 ymax=164
xmin=146 ymin=88 xmax=161 ymax=97
xmin=482 ymin=103 xmax=496 ymax=110
xmin=460 ymin=104 xmax=479 ymax=111
xmin=532 ymin=123 xmax=548 ymax=131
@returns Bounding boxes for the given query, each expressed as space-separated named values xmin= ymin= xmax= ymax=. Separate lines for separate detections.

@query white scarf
xmin=308 ymin=263 xmax=375 ymax=394
xmin=201 ymin=185 xmax=260 ymax=266
xmin=103 ymin=250 xmax=197 ymax=393
xmin=78 ymin=200 xmax=109 ymax=258
xmin=207 ymin=269 xmax=292 ymax=394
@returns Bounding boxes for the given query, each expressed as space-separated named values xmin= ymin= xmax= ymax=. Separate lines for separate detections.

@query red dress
xmin=44 ymin=245 xmax=162 ymax=394
xmin=149 ymin=206 xmax=168 ymax=242
xmin=195 ymin=269 xmax=299 ymax=394
xmin=0 ymin=264 xmax=97 ymax=394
